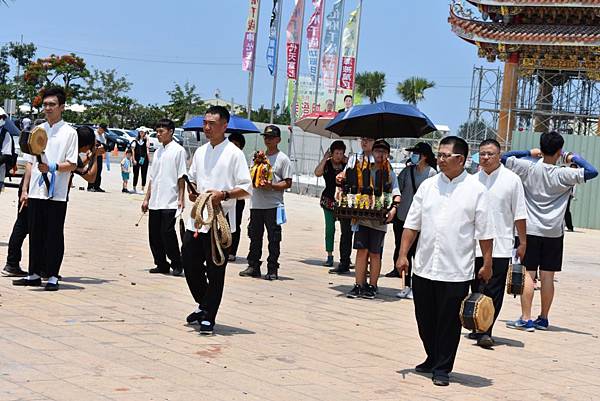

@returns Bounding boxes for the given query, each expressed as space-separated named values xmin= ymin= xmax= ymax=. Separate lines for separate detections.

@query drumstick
xmin=401 ymin=270 xmax=406 ymax=291
xmin=134 ymin=213 xmax=145 ymax=227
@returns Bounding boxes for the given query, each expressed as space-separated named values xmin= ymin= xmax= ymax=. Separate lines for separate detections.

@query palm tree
xmin=355 ymin=71 xmax=386 ymax=104
xmin=396 ymin=77 xmax=435 ymax=105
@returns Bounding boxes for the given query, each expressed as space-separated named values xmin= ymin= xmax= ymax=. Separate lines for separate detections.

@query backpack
xmin=0 ymin=127 xmax=18 ymax=173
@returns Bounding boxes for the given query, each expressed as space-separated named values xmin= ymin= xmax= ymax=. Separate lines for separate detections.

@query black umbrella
xmin=325 ymin=101 xmax=437 ymax=138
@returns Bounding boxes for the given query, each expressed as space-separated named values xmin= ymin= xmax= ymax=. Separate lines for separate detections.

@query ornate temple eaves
xmin=449 ymin=10 xmax=600 ymax=47
xmin=466 ymin=0 xmax=600 ymax=7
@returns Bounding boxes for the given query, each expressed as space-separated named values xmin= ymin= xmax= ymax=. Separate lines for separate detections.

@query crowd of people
xmin=1 ymin=87 xmax=599 ymax=386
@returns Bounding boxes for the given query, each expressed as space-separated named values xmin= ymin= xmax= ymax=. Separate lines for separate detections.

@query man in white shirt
xmin=239 ymin=125 xmax=292 ymax=281
xmin=397 ymin=136 xmax=494 ymax=386
xmin=141 ymin=118 xmax=187 ymax=276
xmin=502 ymin=131 xmax=598 ymax=331
xmin=469 ymin=139 xmax=527 ymax=348
xmin=13 ymin=87 xmax=78 ymax=291
xmin=88 ymin=123 xmax=108 ymax=192
xmin=0 ymin=107 xmax=14 ymax=192
xmin=183 ymin=106 xmax=252 ymax=335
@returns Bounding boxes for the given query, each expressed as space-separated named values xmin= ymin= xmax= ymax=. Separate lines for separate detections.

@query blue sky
xmin=0 ymin=0 xmax=497 ymax=131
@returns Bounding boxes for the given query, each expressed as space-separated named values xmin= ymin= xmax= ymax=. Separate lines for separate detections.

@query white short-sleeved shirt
xmin=506 ymin=157 xmax=584 ymax=238
xmin=185 ymin=139 xmax=252 ymax=233
xmin=475 ymin=165 xmax=527 ymax=258
xmin=0 ymin=130 xmax=13 ymax=186
xmin=404 ymin=170 xmax=495 ymax=282
xmin=148 ymin=140 xmax=187 ymax=210
xmin=25 ymin=121 xmax=78 ymax=202
xmin=250 ymin=151 xmax=293 ymax=209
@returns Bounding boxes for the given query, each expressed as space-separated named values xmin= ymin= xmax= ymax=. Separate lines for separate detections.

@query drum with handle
xmin=19 ymin=126 xmax=50 ymax=189
xmin=460 ymin=286 xmax=495 ymax=333
xmin=506 ymin=262 xmax=526 ymax=296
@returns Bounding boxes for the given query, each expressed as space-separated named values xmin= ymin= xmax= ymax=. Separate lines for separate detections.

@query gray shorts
xmin=353 ymin=225 xmax=385 ymax=254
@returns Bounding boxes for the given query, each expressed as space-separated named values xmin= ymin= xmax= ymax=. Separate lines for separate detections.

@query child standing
xmin=121 ymin=149 xmax=133 ymax=193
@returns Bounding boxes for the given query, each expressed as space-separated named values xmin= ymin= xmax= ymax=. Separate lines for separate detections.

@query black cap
xmin=262 ymin=125 xmax=281 ymax=137
xmin=406 ymin=142 xmax=433 ymax=155
xmin=99 ymin=123 xmax=108 ymax=130
xmin=372 ymin=139 xmax=391 ymax=153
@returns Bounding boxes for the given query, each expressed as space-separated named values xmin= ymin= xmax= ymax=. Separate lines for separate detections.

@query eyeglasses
xmin=42 ymin=102 xmax=59 ymax=108
xmin=479 ymin=152 xmax=498 ymax=158
xmin=436 ymin=153 xmax=462 ymax=160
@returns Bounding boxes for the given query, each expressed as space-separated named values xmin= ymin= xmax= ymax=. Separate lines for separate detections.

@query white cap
xmin=0 ymin=107 xmax=6 ymax=116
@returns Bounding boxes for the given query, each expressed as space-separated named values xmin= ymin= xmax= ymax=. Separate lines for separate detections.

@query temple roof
xmin=449 ymin=8 xmax=600 ymax=46
xmin=466 ymin=0 xmax=600 ymax=7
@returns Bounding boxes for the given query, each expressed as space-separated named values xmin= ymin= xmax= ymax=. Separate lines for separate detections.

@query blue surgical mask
xmin=410 ymin=153 xmax=420 ymax=164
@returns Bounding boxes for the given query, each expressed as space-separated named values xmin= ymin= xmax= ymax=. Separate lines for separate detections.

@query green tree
xmin=129 ymin=104 xmax=165 ymax=129
xmin=165 ymin=82 xmax=205 ymax=124
xmin=354 ymin=71 xmax=386 ymax=103
xmin=396 ymin=77 xmax=435 ymax=105
xmin=457 ymin=119 xmax=496 ymax=141
xmin=83 ymin=69 xmax=133 ymax=126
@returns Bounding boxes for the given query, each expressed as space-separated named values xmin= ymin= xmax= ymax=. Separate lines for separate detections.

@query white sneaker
xmin=396 ymin=287 xmax=412 ymax=299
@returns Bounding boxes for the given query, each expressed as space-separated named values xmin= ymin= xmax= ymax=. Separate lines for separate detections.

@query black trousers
xmin=230 ymin=199 xmax=246 ymax=256
xmin=565 ymin=196 xmax=574 ymax=231
xmin=87 ymin=155 xmax=103 ymax=190
xmin=133 ymin=161 xmax=149 ymax=188
xmin=412 ymin=274 xmax=470 ymax=378
xmin=392 ymin=219 xmax=418 ymax=287
xmin=6 ymin=201 xmax=28 ymax=268
xmin=27 ymin=198 xmax=68 ymax=278
xmin=182 ymin=230 xmax=227 ymax=324
xmin=338 ymin=217 xmax=353 ymax=267
xmin=471 ymin=257 xmax=510 ymax=337
xmin=148 ymin=209 xmax=181 ymax=270
xmin=247 ymin=208 xmax=281 ymax=272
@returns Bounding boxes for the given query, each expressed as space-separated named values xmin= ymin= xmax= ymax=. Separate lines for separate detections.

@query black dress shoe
xmin=239 ymin=266 xmax=261 ymax=277
xmin=171 ymin=267 xmax=183 ymax=277
xmin=328 ymin=266 xmax=350 ymax=274
xmin=415 ymin=362 xmax=433 ymax=373
xmin=186 ymin=310 xmax=205 ymax=324
xmin=264 ymin=272 xmax=278 ymax=281
xmin=13 ymin=278 xmax=42 ymax=286
xmin=384 ymin=269 xmax=400 ymax=278
xmin=95 ymin=188 xmax=106 ymax=193
xmin=432 ymin=376 xmax=449 ymax=386
xmin=468 ymin=331 xmax=481 ymax=340
xmin=149 ymin=267 xmax=170 ymax=274
xmin=2 ymin=264 xmax=28 ymax=277
xmin=44 ymin=282 xmax=59 ymax=291
xmin=200 ymin=321 xmax=214 ymax=335
xmin=476 ymin=334 xmax=495 ymax=348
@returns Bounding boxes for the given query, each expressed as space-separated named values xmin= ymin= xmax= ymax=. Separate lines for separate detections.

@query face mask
xmin=410 ymin=153 xmax=420 ymax=164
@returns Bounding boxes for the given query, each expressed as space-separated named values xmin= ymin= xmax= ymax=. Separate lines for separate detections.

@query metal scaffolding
xmin=465 ymin=66 xmax=600 ymax=148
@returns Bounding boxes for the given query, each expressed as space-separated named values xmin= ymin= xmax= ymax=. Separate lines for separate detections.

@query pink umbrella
xmin=295 ymin=111 xmax=340 ymax=139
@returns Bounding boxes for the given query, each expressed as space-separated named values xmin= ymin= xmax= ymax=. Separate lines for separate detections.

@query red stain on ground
xmin=196 ymin=345 xmax=223 ymax=358
xmin=114 ymin=388 xmax=130 ymax=392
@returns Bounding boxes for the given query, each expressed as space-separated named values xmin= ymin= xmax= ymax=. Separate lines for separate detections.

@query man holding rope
xmin=182 ymin=106 xmax=252 ymax=335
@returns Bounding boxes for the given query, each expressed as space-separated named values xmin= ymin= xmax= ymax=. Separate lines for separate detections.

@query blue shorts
xmin=122 ymin=172 xmax=130 ymax=181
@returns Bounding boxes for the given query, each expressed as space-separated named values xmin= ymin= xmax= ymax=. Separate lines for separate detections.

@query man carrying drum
xmin=396 ymin=136 xmax=494 ymax=386
xmin=13 ymin=87 xmax=78 ymax=291
xmin=469 ymin=139 xmax=527 ymax=348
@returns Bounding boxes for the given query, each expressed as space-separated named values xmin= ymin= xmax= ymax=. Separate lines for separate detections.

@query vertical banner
xmin=306 ymin=0 xmax=325 ymax=83
xmin=266 ymin=0 xmax=280 ymax=75
xmin=286 ymin=0 xmax=305 ymax=80
xmin=338 ymin=7 xmax=359 ymax=90
xmin=242 ymin=0 xmax=261 ymax=71
xmin=321 ymin=0 xmax=343 ymax=90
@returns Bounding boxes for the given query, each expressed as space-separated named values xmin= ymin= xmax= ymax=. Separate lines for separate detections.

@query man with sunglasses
xmin=396 ymin=136 xmax=494 ymax=386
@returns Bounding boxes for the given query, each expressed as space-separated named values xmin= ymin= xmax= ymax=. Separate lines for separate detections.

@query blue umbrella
xmin=183 ymin=114 xmax=260 ymax=134
xmin=324 ymin=101 xmax=437 ymax=139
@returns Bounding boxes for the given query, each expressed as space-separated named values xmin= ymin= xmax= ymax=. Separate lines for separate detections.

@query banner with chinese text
xmin=286 ymin=0 xmax=305 ymax=80
xmin=338 ymin=6 xmax=359 ymax=90
xmin=306 ymin=0 xmax=324 ymax=83
xmin=242 ymin=0 xmax=261 ymax=71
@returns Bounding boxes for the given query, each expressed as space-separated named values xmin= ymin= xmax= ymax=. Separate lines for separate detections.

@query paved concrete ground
xmin=1 ymin=169 xmax=599 ymax=401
